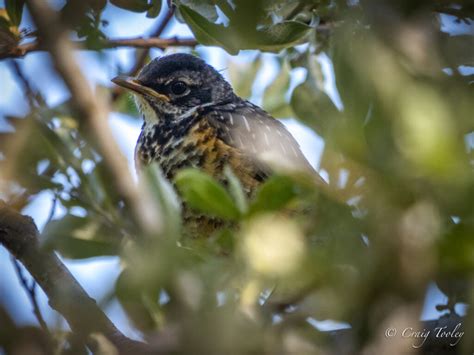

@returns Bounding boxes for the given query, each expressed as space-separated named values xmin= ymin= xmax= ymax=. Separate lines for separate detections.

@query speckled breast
xmin=135 ymin=114 xmax=202 ymax=178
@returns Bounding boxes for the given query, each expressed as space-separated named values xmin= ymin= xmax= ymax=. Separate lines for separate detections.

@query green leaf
xmin=0 ymin=12 xmax=12 ymax=31
xmin=290 ymin=81 xmax=339 ymax=135
xmin=178 ymin=4 xmax=238 ymax=54
xmin=175 ymin=168 xmax=241 ymax=220
xmin=146 ymin=0 xmax=162 ymax=18
xmin=116 ymin=268 xmax=161 ymax=331
xmin=36 ymin=119 xmax=83 ymax=171
xmin=110 ymin=0 xmax=151 ymax=13
xmin=114 ymin=93 xmax=139 ymax=117
xmin=50 ymin=237 xmax=116 ymax=259
xmin=178 ymin=3 xmax=311 ymax=54
xmin=43 ymin=215 xmax=118 ymax=259
xmin=212 ymin=228 xmax=235 ymax=254
xmin=249 ymin=175 xmax=296 ymax=214
xmin=140 ymin=165 xmax=182 ymax=236
xmin=86 ymin=160 xmax=121 ymax=206
xmin=175 ymin=0 xmax=218 ymax=22
xmin=224 ymin=166 xmax=248 ymax=214
xmin=0 ymin=117 xmax=71 ymax=192
xmin=5 ymin=0 xmax=24 ymax=26
xmin=439 ymin=223 xmax=474 ymax=272
xmin=255 ymin=21 xmax=312 ymax=51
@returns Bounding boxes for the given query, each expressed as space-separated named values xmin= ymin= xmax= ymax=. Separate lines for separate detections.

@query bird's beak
xmin=111 ymin=75 xmax=170 ymax=102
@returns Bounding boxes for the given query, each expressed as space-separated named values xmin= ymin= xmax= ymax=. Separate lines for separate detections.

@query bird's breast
xmin=135 ymin=117 xmax=226 ymax=181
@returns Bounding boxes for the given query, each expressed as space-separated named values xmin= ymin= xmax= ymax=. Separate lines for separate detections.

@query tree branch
xmin=0 ymin=203 xmax=153 ymax=354
xmin=0 ymin=36 xmax=198 ymax=60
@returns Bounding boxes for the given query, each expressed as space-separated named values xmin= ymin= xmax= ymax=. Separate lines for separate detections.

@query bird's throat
xmin=134 ymin=95 xmax=160 ymax=124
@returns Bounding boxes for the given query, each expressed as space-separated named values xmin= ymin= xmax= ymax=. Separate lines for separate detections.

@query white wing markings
xmin=242 ymin=115 xmax=251 ymax=132
xmin=263 ymin=132 xmax=270 ymax=146
xmin=290 ymin=145 xmax=299 ymax=157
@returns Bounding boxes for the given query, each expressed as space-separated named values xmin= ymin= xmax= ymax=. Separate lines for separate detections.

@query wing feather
xmin=206 ymin=100 xmax=317 ymax=176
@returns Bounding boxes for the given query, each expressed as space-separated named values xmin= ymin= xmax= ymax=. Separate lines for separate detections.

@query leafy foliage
xmin=175 ymin=168 xmax=241 ymax=220
xmin=5 ymin=0 xmax=24 ymax=27
xmin=176 ymin=1 xmax=314 ymax=54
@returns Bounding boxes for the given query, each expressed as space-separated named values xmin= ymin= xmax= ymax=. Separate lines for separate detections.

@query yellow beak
xmin=111 ymin=75 xmax=170 ymax=102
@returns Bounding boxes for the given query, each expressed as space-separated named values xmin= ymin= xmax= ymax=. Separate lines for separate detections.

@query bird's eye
xmin=170 ymin=81 xmax=188 ymax=95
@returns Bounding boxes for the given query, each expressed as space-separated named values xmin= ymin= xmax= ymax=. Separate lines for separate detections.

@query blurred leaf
xmin=48 ymin=236 xmax=117 ymax=259
xmin=37 ymin=121 xmax=80 ymax=168
xmin=116 ymin=268 xmax=160 ymax=331
xmin=110 ymin=0 xmax=151 ymax=12
xmin=5 ymin=0 xmax=24 ymax=27
xmin=439 ymin=33 xmax=474 ymax=68
xmin=90 ymin=0 xmax=107 ymax=11
xmin=290 ymin=80 xmax=339 ymax=135
xmin=114 ymin=93 xmax=139 ymax=117
xmin=60 ymin=0 xmax=107 ymax=43
xmin=439 ymin=223 xmax=474 ymax=273
xmin=146 ymin=0 xmax=162 ymax=18
xmin=228 ymin=56 xmax=261 ymax=98
xmin=86 ymin=160 xmax=119 ymax=206
xmin=43 ymin=215 xmax=118 ymax=259
xmin=224 ymin=166 xmax=248 ymax=214
xmin=141 ymin=164 xmax=182 ymax=236
xmin=175 ymin=168 xmax=241 ymax=220
xmin=0 ymin=117 xmax=70 ymax=192
xmin=262 ymin=61 xmax=293 ymax=118
xmin=331 ymin=25 xmax=373 ymax=127
xmin=249 ymin=175 xmax=296 ymax=214
xmin=0 ymin=12 xmax=11 ymax=31
xmin=211 ymin=228 xmax=235 ymax=254
xmin=0 ymin=9 xmax=19 ymax=49
xmin=255 ymin=21 xmax=312 ymax=51
xmin=75 ymin=13 xmax=106 ymax=44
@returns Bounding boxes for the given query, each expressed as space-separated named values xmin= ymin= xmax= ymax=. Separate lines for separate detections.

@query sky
xmin=0 ymin=0 xmax=470 ymax=339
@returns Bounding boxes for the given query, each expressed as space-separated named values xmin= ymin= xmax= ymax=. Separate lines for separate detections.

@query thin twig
xmin=45 ymin=195 xmax=57 ymax=225
xmin=11 ymin=257 xmax=50 ymax=333
xmin=107 ymin=36 xmax=196 ymax=49
xmin=0 ymin=36 xmax=197 ymax=60
xmin=9 ymin=60 xmax=33 ymax=103
xmin=8 ymin=59 xmax=47 ymax=108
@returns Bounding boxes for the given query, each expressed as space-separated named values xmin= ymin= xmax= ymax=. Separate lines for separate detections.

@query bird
xmin=112 ymin=53 xmax=322 ymax=237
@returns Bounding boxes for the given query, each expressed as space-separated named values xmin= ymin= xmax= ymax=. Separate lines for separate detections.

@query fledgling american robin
xmin=112 ymin=53 xmax=322 ymax=236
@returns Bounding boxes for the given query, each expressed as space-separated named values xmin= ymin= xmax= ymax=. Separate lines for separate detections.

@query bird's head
xmin=112 ymin=53 xmax=235 ymax=123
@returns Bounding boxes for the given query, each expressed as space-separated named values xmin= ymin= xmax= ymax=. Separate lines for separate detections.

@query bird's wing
xmin=206 ymin=100 xmax=320 ymax=179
